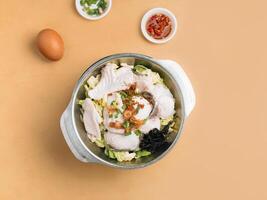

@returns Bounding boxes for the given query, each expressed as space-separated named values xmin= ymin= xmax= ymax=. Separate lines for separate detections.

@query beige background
xmin=0 ymin=0 xmax=266 ymax=199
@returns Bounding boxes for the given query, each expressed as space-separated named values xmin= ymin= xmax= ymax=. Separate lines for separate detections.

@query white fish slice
xmin=106 ymin=92 xmax=124 ymax=112
xmin=104 ymin=131 xmax=140 ymax=151
xmin=103 ymin=93 xmax=125 ymax=134
xmin=88 ymin=63 xmax=135 ymax=100
xmin=132 ymin=96 xmax=152 ymax=120
xmin=134 ymin=72 xmax=175 ymax=119
xmin=151 ymin=84 xmax=175 ymax=118
xmin=82 ymin=98 xmax=102 ymax=141
xmin=134 ymin=74 xmax=154 ymax=92
xmin=156 ymin=95 xmax=175 ymax=119
xmin=103 ymin=107 xmax=125 ymax=134
xmin=152 ymin=84 xmax=172 ymax=98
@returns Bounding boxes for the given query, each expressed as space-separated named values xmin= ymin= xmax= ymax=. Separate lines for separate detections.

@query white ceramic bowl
xmin=141 ymin=8 xmax=177 ymax=44
xmin=75 ymin=0 xmax=112 ymax=20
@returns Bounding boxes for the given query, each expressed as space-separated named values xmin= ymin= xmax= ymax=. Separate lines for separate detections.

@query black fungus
xmin=140 ymin=122 xmax=172 ymax=153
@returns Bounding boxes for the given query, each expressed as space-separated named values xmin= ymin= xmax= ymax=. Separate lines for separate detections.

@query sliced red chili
xmin=146 ymin=13 xmax=172 ymax=40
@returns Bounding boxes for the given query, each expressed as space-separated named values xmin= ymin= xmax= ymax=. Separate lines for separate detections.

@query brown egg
xmin=36 ymin=28 xmax=64 ymax=61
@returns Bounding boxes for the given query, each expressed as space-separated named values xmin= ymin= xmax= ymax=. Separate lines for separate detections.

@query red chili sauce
xmin=146 ymin=13 xmax=172 ymax=39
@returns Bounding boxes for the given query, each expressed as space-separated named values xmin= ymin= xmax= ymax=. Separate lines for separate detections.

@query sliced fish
xmin=134 ymin=73 xmax=175 ymax=119
xmin=103 ymin=92 xmax=125 ymax=134
xmin=151 ymin=85 xmax=175 ymax=118
xmin=106 ymin=92 xmax=124 ymax=112
xmin=82 ymin=98 xmax=102 ymax=141
xmin=134 ymin=74 xmax=154 ymax=93
xmin=103 ymin=109 xmax=125 ymax=134
xmin=132 ymin=96 xmax=152 ymax=120
xmin=104 ymin=132 xmax=140 ymax=151
xmin=156 ymin=95 xmax=175 ymax=119
xmin=88 ymin=63 xmax=135 ymax=100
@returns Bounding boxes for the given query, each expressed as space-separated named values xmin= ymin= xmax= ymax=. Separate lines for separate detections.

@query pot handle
xmin=156 ymin=59 xmax=196 ymax=118
xmin=60 ymin=103 xmax=98 ymax=163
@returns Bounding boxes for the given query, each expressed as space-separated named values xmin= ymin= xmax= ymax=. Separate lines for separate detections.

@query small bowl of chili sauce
xmin=141 ymin=8 xmax=177 ymax=44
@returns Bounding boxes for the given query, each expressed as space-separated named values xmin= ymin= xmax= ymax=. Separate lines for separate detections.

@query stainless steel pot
xmin=60 ymin=53 xmax=195 ymax=169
